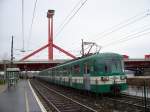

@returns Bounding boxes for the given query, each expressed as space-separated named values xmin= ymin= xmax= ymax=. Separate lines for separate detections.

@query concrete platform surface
xmin=0 ymin=80 xmax=45 ymax=112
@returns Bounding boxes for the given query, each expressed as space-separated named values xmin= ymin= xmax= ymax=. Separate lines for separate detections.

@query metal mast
xmin=11 ymin=36 xmax=14 ymax=65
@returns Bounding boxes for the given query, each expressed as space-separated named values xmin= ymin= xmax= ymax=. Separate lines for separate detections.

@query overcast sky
xmin=0 ymin=0 xmax=150 ymax=60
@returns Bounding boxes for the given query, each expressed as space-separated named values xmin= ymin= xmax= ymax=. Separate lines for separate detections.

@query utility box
xmin=6 ymin=68 xmax=20 ymax=87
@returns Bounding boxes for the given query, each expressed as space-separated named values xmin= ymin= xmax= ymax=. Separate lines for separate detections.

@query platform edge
xmin=28 ymin=80 xmax=47 ymax=112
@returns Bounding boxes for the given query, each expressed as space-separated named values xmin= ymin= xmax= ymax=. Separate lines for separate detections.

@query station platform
xmin=123 ymin=86 xmax=150 ymax=98
xmin=0 ymin=79 xmax=46 ymax=112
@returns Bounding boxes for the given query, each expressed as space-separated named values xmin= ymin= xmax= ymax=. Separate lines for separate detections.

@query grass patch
xmin=0 ymin=80 xmax=5 ymax=85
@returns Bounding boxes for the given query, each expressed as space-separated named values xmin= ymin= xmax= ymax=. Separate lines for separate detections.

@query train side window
xmin=56 ymin=69 xmax=58 ymax=75
xmin=51 ymin=70 xmax=53 ymax=76
xmin=67 ymin=67 xmax=70 ymax=74
xmin=63 ymin=67 xmax=67 ymax=75
xmin=60 ymin=69 xmax=62 ymax=75
xmin=70 ymin=67 xmax=73 ymax=74
xmin=54 ymin=70 xmax=56 ymax=76
xmin=48 ymin=71 xmax=51 ymax=75
xmin=73 ymin=64 xmax=80 ymax=74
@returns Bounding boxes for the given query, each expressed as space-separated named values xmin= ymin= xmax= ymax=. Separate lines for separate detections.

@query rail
xmin=30 ymin=79 xmax=97 ymax=112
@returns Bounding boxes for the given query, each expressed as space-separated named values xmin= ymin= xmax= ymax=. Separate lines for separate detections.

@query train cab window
xmin=111 ymin=60 xmax=122 ymax=72
xmin=104 ymin=63 xmax=111 ymax=73
xmin=104 ymin=59 xmax=123 ymax=73
xmin=95 ymin=60 xmax=114 ymax=73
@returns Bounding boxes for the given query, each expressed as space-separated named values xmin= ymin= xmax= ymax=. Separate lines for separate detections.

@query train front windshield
xmin=105 ymin=60 xmax=123 ymax=73
xmin=96 ymin=58 xmax=124 ymax=73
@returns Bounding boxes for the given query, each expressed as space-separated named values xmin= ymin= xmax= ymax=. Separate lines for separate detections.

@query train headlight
xmin=120 ymin=76 xmax=127 ymax=80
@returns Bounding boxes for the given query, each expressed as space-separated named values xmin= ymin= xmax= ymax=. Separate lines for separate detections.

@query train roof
xmin=43 ymin=52 xmax=122 ymax=71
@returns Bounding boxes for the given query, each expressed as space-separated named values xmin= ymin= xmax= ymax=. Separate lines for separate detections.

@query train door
xmin=83 ymin=63 xmax=90 ymax=90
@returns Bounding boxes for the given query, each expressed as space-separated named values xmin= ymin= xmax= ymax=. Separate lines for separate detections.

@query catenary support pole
xmin=11 ymin=36 xmax=14 ymax=66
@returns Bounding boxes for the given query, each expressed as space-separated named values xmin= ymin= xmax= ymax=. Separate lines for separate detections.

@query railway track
xmin=43 ymin=80 xmax=150 ymax=111
xmin=121 ymin=93 xmax=150 ymax=109
xmin=30 ymin=79 xmax=97 ymax=112
xmin=105 ymin=93 xmax=150 ymax=112
xmin=31 ymin=79 xmax=150 ymax=112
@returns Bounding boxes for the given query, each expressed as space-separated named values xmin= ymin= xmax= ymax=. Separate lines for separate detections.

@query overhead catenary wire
xmin=55 ymin=0 xmax=88 ymax=39
xmin=27 ymin=0 xmax=38 ymax=51
xmin=104 ymin=31 xmax=150 ymax=48
xmin=55 ymin=0 xmax=83 ymax=37
xmin=92 ymin=11 xmax=150 ymax=42
xmin=95 ymin=10 xmax=148 ymax=35
xmin=102 ymin=27 xmax=150 ymax=48
xmin=59 ymin=9 xmax=150 ymax=57
xmin=21 ymin=0 xmax=25 ymax=52
xmin=69 ymin=9 xmax=150 ymax=50
xmin=100 ymin=24 xmax=150 ymax=45
xmin=25 ymin=0 xmax=87 ymax=54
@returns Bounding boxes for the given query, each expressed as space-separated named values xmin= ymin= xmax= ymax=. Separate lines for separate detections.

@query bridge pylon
xmin=47 ymin=10 xmax=54 ymax=60
xmin=20 ymin=10 xmax=76 ymax=61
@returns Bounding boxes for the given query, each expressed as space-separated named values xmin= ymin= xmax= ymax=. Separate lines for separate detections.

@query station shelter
xmin=6 ymin=68 xmax=20 ymax=87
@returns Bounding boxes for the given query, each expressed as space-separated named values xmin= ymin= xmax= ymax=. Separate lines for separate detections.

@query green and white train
xmin=37 ymin=53 xmax=127 ymax=93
